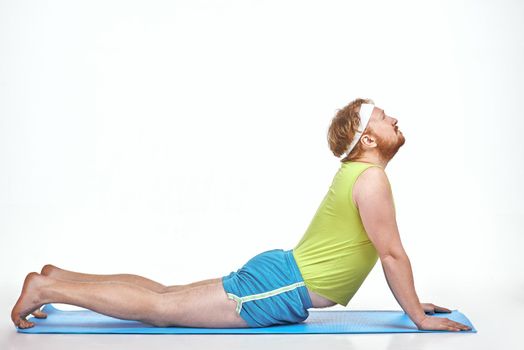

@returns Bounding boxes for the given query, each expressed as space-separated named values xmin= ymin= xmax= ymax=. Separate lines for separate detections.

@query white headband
xmin=344 ymin=103 xmax=375 ymax=156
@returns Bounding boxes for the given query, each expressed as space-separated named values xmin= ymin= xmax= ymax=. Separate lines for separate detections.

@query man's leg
xmin=12 ymin=272 xmax=248 ymax=329
xmin=34 ymin=264 xmax=221 ymax=318
xmin=41 ymin=264 xmax=220 ymax=293
xmin=41 ymin=265 xmax=168 ymax=292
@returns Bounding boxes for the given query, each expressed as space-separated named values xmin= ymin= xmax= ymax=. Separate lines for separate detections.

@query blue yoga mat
xmin=17 ymin=304 xmax=477 ymax=334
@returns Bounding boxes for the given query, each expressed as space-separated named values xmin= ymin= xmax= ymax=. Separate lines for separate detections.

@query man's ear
xmin=360 ymin=133 xmax=377 ymax=148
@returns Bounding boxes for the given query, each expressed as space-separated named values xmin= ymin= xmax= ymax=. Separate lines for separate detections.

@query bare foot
xmin=11 ymin=272 xmax=48 ymax=329
xmin=34 ymin=264 xmax=63 ymax=318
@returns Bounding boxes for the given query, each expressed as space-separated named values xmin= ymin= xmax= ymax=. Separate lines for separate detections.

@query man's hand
xmin=417 ymin=303 xmax=471 ymax=331
xmin=421 ymin=302 xmax=451 ymax=314
xmin=416 ymin=315 xmax=472 ymax=331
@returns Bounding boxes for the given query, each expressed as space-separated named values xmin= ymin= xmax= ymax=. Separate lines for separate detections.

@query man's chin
xmin=399 ymin=136 xmax=406 ymax=147
xmin=397 ymin=133 xmax=406 ymax=147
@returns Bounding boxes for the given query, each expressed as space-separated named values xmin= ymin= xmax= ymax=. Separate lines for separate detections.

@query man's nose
xmin=392 ymin=117 xmax=398 ymax=125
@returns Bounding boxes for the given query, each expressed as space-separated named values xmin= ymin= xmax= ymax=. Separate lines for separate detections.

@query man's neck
xmin=351 ymin=153 xmax=389 ymax=169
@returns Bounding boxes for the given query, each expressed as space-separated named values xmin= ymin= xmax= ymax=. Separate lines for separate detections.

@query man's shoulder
xmin=353 ymin=166 xmax=391 ymax=205
xmin=357 ymin=165 xmax=389 ymax=184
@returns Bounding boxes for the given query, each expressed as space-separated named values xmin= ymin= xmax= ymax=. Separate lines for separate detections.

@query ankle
xmin=36 ymin=275 xmax=58 ymax=304
xmin=24 ymin=272 xmax=48 ymax=304
xmin=40 ymin=264 xmax=58 ymax=277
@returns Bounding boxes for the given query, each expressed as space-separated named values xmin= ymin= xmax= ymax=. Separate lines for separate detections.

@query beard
xmin=376 ymin=131 xmax=405 ymax=161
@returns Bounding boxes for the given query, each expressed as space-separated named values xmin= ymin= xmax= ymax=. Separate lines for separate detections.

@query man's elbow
xmin=379 ymin=248 xmax=408 ymax=263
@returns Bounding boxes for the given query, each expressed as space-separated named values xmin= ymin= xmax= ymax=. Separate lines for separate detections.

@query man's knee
xmin=146 ymin=293 xmax=180 ymax=327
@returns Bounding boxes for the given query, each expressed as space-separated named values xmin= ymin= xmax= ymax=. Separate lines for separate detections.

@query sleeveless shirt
xmin=292 ymin=161 xmax=387 ymax=306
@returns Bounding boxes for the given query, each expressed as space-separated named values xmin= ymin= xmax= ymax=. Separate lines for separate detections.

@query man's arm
xmin=353 ymin=166 xmax=426 ymax=327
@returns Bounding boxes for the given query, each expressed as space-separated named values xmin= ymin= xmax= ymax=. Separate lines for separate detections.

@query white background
xmin=1 ymin=0 xmax=523 ymax=348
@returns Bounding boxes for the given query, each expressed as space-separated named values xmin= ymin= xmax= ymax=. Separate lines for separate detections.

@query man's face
xmin=364 ymin=107 xmax=405 ymax=159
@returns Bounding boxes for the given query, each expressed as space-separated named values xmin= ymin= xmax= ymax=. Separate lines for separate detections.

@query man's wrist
xmin=411 ymin=313 xmax=427 ymax=327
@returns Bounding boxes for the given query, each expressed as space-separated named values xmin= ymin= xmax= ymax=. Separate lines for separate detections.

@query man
xmin=11 ymin=98 xmax=471 ymax=331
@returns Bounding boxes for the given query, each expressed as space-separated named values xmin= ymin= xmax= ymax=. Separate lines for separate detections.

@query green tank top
xmin=292 ymin=161 xmax=387 ymax=306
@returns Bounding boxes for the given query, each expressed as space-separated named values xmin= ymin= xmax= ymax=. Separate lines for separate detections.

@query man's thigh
xmin=164 ymin=277 xmax=222 ymax=293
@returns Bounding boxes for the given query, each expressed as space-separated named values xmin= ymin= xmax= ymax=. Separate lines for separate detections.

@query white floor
xmin=1 ymin=287 xmax=521 ymax=350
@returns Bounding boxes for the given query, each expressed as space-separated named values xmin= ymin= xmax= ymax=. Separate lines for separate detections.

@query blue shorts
xmin=221 ymin=248 xmax=313 ymax=328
